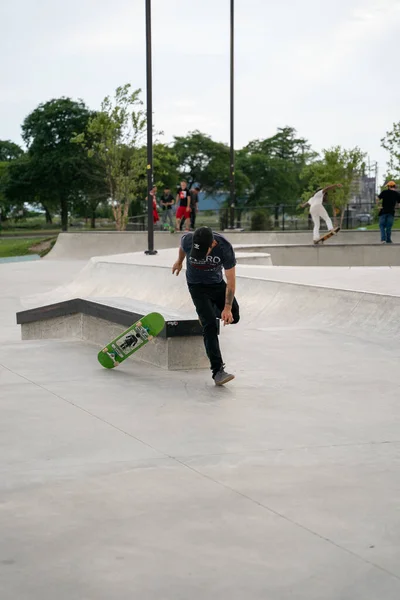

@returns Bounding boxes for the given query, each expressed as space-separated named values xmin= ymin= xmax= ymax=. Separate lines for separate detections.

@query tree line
xmin=0 ymin=82 xmax=399 ymax=231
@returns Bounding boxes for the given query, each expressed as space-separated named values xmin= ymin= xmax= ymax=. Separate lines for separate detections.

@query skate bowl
xmin=21 ymin=250 xmax=400 ymax=343
xmin=45 ymin=230 xmax=390 ymax=261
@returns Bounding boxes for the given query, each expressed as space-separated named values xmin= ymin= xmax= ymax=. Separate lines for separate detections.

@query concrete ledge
xmin=20 ymin=314 xmax=208 ymax=370
xmin=16 ymin=297 xmax=205 ymax=338
xmin=235 ymin=252 xmax=272 ymax=265
xmin=45 ymin=230 xmax=400 ymax=260
xmin=234 ymin=243 xmax=400 ymax=267
xmin=17 ymin=298 xmax=213 ymax=371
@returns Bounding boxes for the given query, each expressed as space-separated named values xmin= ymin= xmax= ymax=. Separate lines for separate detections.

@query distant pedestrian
xmin=150 ymin=186 xmax=159 ymax=226
xmin=190 ymin=186 xmax=200 ymax=230
xmin=300 ymin=183 xmax=342 ymax=243
xmin=377 ymin=181 xmax=400 ymax=244
xmin=175 ymin=181 xmax=191 ymax=232
xmin=160 ymin=187 xmax=175 ymax=229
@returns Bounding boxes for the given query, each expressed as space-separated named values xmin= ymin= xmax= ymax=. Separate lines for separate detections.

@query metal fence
xmin=127 ymin=203 xmax=378 ymax=232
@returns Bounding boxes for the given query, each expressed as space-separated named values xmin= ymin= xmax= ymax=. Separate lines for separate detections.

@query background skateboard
xmin=98 ymin=312 xmax=165 ymax=369
xmin=314 ymin=226 xmax=340 ymax=245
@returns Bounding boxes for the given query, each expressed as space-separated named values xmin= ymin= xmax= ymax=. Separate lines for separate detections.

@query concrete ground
xmin=1 ymin=257 xmax=400 ymax=599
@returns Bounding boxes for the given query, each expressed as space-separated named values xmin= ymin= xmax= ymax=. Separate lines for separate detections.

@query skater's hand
xmin=221 ymin=307 xmax=233 ymax=325
xmin=172 ymin=261 xmax=183 ymax=276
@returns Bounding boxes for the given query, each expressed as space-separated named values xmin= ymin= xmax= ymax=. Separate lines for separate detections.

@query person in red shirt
xmin=150 ymin=186 xmax=159 ymax=226
xmin=175 ymin=181 xmax=191 ymax=231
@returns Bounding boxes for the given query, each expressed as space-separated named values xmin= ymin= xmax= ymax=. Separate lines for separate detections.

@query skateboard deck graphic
xmin=314 ymin=226 xmax=340 ymax=245
xmin=98 ymin=312 xmax=165 ymax=369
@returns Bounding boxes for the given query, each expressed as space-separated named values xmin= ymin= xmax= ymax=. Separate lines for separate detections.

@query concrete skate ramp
xmin=238 ymin=276 xmax=400 ymax=339
xmin=236 ymin=243 xmax=400 ymax=267
xmin=46 ymin=232 xmax=179 ymax=260
xmin=23 ymin=253 xmax=400 ymax=342
xmin=46 ymin=230 xmax=388 ymax=260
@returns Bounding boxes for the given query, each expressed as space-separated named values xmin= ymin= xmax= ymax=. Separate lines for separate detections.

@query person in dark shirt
xmin=160 ymin=187 xmax=175 ymax=229
xmin=190 ymin=186 xmax=200 ymax=230
xmin=179 ymin=185 xmax=201 ymax=231
xmin=175 ymin=181 xmax=191 ymax=232
xmin=172 ymin=226 xmax=240 ymax=385
xmin=377 ymin=181 xmax=400 ymax=243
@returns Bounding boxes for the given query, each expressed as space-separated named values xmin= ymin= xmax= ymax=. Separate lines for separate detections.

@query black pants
xmin=190 ymin=209 xmax=196 ymax=230
xmin=188 ymin=281 xmax=240 ymax=375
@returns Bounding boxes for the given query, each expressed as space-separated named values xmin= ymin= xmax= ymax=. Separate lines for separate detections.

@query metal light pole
xmin=145 ymin=0 xmax=157 ymax=255
xmin=229 ymin=0 xmax=235 ymax=229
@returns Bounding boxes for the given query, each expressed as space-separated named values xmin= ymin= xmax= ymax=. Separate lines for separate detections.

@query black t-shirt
xmin=190 ymin=191 xmax=199 ymax=208
xmin=160 ymin=194 xmax=174 ymax=210
xmin=378 ymin=189 xmax=400 ymax=215
xmin=181 ymin=231 xmax=236 ymax=285
xmin=177 ymin=187 xmax=191 ymax=207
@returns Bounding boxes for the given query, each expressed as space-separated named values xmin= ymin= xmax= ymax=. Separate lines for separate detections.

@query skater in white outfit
xmin=301 ymin=183 xmax=342 ymax=243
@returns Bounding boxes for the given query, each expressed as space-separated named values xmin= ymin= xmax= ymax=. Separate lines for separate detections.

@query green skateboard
xmin=98 ymin=312 xmax=165 ymax=369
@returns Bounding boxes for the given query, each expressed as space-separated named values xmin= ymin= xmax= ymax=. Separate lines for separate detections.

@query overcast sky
xmin=1 ymin=0 xmax=400 ymax=181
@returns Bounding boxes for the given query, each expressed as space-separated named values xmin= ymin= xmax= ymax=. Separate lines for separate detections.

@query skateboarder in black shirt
xmin=172 ymin=226 xmax=240 ymax=385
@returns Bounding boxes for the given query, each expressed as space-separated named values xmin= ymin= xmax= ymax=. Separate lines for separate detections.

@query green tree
xmin=237 ymin=127 xmax=314 ymax=225
xmin=0 ymin=161 xmax=9 ymax=223
xmin=172 ymin=130 xmax=248 ymax=195
xmin=22 ymin=97 xmax=92 ymax=231
xmin=0 ymin=142 xmax=26 ymax=223
xmin=300 ymin=146 xmax=366 ymax=226
xmin=5 ymin=154 xmax=60 ymax=224
xmin=127 ymin=143 xmax=179 ymax=217
xmin=73 ymin=84 xmax=146 ymax=231
xmin=381 ymin=122 xmax=400 ymax=179
xmin=152 ymin=143 xmax=179 ymax=191
xmin=70 ymin=170 xmax=110 ymax=228
xmin=0 ymin=140 xmax=24 ymax=162
xmin=2 ymin=156 xmax=29 ymax=218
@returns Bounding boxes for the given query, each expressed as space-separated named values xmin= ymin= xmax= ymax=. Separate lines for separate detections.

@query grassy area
xmin=0 ymin=229 xmax=62 ymax=237
xmin=0 ymin=237 xmax=56 ymax=258
xmin=366 ymin=218 xmax=400 ymax=230
xmin=0 ymin=215 xmax=116 ymax=236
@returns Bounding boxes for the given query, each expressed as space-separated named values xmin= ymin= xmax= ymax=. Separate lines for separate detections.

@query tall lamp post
xmin=229 ymin=0 xmax=235 ymax=229
xmin=145 ymin=0 xmax=157 ymax=255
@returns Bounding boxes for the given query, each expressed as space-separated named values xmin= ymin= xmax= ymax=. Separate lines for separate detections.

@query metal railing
xmin=127 ymin=203 xmax=379 ymax=232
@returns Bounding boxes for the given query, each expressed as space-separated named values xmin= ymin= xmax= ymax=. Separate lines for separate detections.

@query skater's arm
xmin=172 ymin=247 xmax=186 ymax=275
xmin=221 ymin=267 xmax=235 ymax=325
xmin=323 ymin=183 xmax=343 ymax=193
